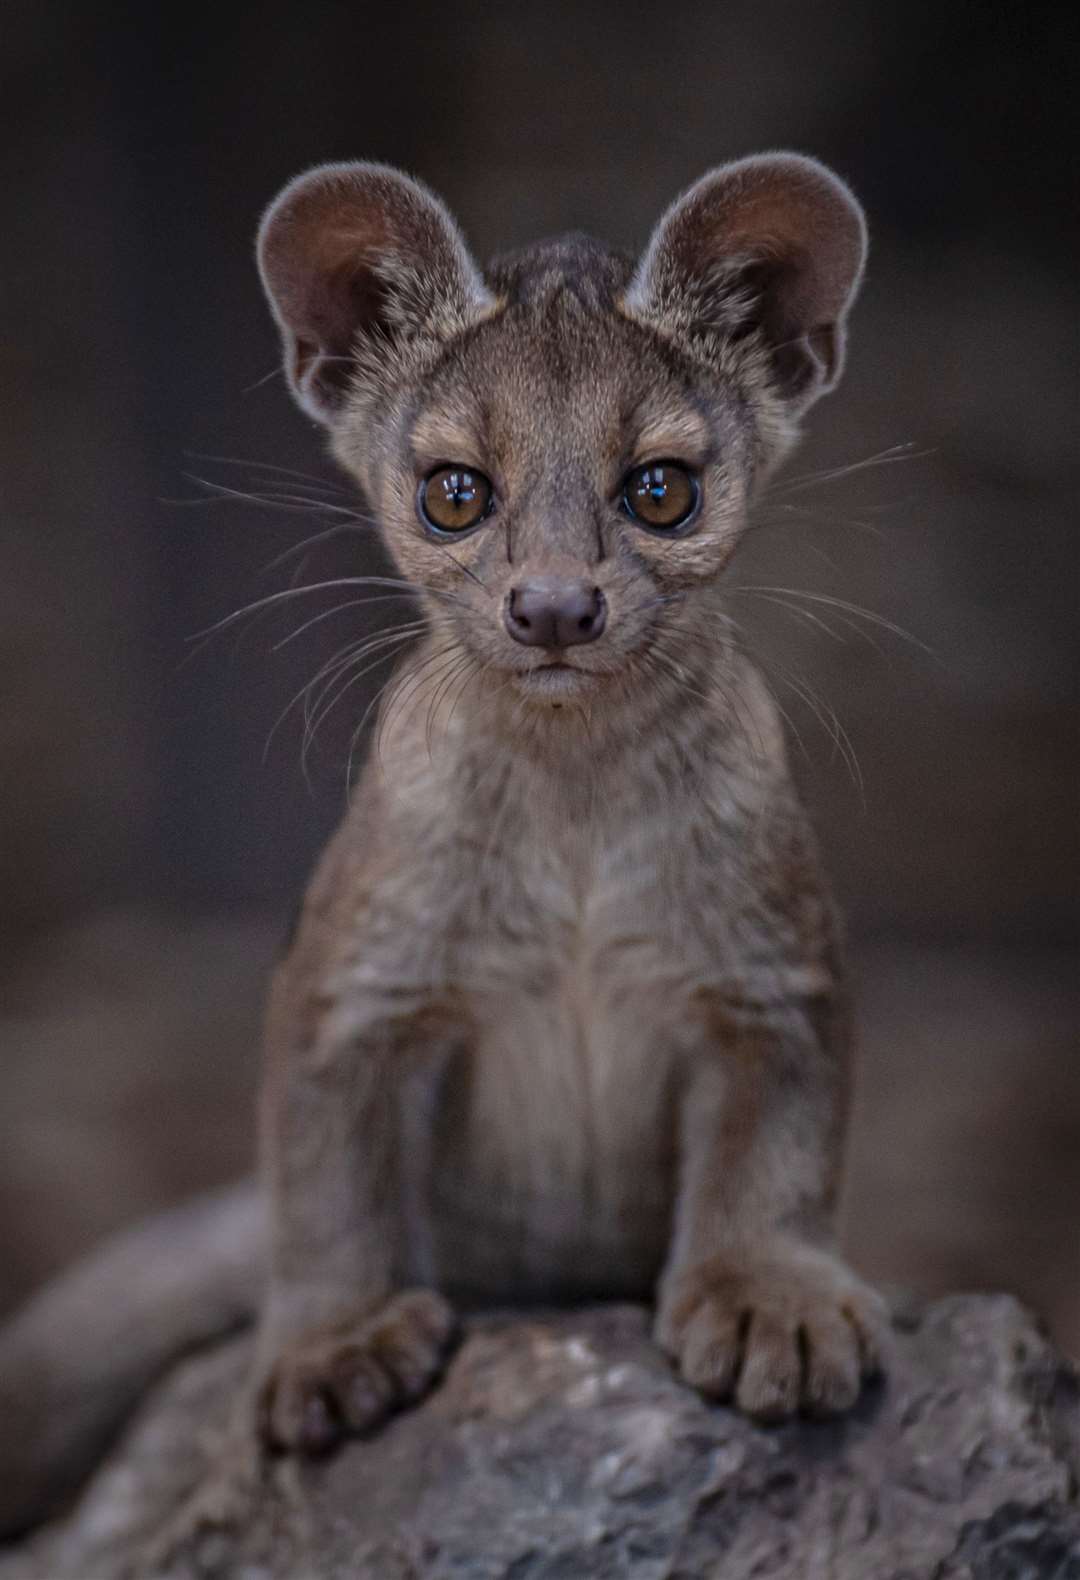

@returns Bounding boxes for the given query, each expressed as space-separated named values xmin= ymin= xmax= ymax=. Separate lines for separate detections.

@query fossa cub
xmin=251 ymin=150 xmax=888 ymax=1454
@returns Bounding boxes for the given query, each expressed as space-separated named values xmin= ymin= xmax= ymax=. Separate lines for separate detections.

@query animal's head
xmin=258 ymin=155 xmax=865 ymax=708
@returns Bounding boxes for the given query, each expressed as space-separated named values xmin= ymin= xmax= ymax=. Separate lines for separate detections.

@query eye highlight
xmin=418 ymin=466 xmax=493 ymax=534
xmin=622 ymin=461 xmax=700 ymax=533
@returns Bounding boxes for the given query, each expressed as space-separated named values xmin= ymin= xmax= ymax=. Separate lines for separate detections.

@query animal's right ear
xmin=257 ymin=162 xmax=493 ymax=425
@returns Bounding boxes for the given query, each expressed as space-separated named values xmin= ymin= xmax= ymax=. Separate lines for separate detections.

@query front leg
xmin=657 ymin=985 xmax=889 ymax=1420
xmin=254 ymin=965 xmax=458 ymax=1455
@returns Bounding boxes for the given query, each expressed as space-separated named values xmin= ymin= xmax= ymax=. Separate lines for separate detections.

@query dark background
xmin=2 ymin=3 xmax=1076 ymax=1349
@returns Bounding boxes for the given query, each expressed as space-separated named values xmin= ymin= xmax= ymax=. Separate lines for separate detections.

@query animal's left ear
xmin=625 ymin=153 xmax=867 ymax=410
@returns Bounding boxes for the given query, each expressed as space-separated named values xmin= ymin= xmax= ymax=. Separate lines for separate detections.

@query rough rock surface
xmin=1 ymin=1297 xmax=1077 ymax=1579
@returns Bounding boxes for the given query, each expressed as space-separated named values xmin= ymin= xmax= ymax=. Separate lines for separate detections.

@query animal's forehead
xmin=410 ymin=281 xmax=713 ymax=480
xmin=486 ymin=232 xmax=633 ymax=309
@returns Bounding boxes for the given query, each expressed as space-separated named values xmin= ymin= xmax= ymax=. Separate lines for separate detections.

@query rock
xmin=1 ymin=1297 xmax=1077 ymax=1579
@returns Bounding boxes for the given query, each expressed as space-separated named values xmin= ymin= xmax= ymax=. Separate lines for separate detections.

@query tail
xmin=0 ymin=1180 xmax=264 ymax=1539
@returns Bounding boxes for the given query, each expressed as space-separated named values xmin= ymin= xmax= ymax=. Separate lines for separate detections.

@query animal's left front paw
xmin=656 ymin=1243 xmax=889 ymax=1421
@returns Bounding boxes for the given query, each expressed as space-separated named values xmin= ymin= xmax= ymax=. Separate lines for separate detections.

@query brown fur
xmin=253 ymin=153 xmax=888 ymax=1452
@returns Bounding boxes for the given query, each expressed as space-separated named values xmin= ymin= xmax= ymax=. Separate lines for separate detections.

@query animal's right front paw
xmin=256 ymin=1288 xmax=457 ymax=1455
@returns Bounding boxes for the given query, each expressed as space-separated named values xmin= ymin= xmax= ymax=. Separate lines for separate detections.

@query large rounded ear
xmin=257 ymin=162 xmax=494 ymax=425
xmin=624 ymin=153 xmax=867 ymax=411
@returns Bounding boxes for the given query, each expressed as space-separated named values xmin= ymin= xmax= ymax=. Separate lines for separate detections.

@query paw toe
xmin=367 ymin=1289 xmax=456 ymax=1401
xmin=298 ymin=1390 xmax=341 ymax=1455
xmin=735 ymin=1312 xmax=801 ymax=1421
xmin=678 ymin=1302 xmax=744 ymax=1399
xmin=800 ymin=1311 xmax=861 ymax=1416
xmin=844 ymin=1290 xmax=891 ymax=1379
xmin=333 ymin=1352 xmax=396 ymax=1432
xmin=260 ymin=1366 xmax=343 ymax=1455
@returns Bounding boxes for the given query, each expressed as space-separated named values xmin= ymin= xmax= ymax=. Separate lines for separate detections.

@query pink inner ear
xmin=628 ymin=153 xmax=866 ymax=407
xmin=274 ymin=252 xmax=378 ymax=416
xmin=300 ymin=255 xmax=384 ymax=350
xmin=686 ymin=168 xmax=864 ymax=331
xmin=258 ymin=161 xmax=491 ymax=424
xmin=261 ymin=201 xmax=380 ymax=346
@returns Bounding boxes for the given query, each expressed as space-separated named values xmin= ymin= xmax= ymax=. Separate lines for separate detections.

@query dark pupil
xmin=633 ymin=465 xmax=686 ymax=521
xmin=443 ymin=472 xmax=476 ymax=511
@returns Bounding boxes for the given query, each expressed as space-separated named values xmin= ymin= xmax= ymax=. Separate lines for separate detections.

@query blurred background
xmin=1 ymin=2 xmax=1076 ymax=1351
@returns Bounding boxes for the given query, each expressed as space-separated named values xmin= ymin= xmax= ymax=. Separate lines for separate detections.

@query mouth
xmin=513 ymin=661 xmax=602 ymax=699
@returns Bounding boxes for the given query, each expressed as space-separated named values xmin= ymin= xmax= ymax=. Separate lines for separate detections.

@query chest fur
xmin=423 ymin=811 xmax=719 ymax=1296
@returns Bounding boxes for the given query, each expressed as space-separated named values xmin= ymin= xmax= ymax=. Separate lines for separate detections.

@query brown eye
xmin=418 ymin=466 xmax=493 ymax=534
xmin=622 ymin=461 xmax=700 ymax=533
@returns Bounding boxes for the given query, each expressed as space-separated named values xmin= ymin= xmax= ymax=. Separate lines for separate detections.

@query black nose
xmin=504 ymin=578 xmax=607 ymax=648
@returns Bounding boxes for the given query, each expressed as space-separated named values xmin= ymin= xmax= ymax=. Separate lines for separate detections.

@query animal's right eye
xmin=418 ymin=467 xmax=494 ymax=534
xmin=621 ymin=461 xmax=700 ymax=533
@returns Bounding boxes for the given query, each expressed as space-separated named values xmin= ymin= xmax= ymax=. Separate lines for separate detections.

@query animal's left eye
xmin=621 ymin=461 xmax=700 ymax=533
